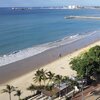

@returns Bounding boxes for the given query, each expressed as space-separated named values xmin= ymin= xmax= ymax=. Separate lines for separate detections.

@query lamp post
xmin=78 ymin=77 xmax=84 ymax=100
xmin=81 ymin=78 xmax=84 ymax=100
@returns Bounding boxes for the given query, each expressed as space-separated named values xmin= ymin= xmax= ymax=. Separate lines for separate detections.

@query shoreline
xmin=0 ymin=32 xmax=100 ymax=85
xmin=0 ymin=32 xmax=91 ymax=67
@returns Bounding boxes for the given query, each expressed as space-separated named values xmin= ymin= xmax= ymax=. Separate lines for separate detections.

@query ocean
xmin=0 ymin=8 xmax=100 ymax=66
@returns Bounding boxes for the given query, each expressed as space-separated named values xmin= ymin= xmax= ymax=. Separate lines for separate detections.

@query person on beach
xmin=59 ymin=53 xmax=62 ymax=58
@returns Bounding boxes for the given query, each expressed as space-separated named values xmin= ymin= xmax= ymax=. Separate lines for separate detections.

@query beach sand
xmin=0 ymin=40 xmax=100 ymax=100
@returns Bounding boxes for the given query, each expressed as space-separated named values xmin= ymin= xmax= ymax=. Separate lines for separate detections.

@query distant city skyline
xmin=0 ymin=0 xmax=100 ymax=7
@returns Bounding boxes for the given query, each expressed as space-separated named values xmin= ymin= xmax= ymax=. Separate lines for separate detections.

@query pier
xmin=64 ymin=16 xmax=100 ymax=20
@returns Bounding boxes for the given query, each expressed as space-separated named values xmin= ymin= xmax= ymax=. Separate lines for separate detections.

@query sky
xmin=0 ymin=0 xmax=100 ymax=7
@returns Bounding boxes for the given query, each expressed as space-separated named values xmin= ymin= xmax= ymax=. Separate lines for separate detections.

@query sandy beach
xmin=0 ymin=40 xmax=100 ymax=100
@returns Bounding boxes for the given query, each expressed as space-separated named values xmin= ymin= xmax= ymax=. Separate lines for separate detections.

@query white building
xmin=68 ymin=5 xmax=78 ymax=9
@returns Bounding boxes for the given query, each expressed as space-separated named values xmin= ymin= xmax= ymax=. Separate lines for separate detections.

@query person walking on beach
xmin=59 ymin=53 xmax=62 ymax=58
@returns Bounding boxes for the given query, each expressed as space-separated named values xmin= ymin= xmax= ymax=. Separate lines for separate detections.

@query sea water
xmin=0 ymin=8 xmax=100 ymax=66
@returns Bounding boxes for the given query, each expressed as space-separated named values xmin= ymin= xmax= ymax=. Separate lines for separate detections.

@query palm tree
xmin=33 ymin=69 xmax=42 ymax=86
xmin=14 ymin=90 xmax=22 ymax=100
xmin=46 ymin=71 xmax=55 ymax=85
xmin=54 ymin=75 xmax=63 ymax=98
xmin=33 ymin=69 xmax=47 ymax=86
xmin=1 ymin=85 xmax=16 ymax=100
xmin=40 ymin=69 xmax=47 ymax=86
xmin=27 ymin=84 xmax=36 ymax=94
xmin=54 ymin=75 xmax=62 ymax=86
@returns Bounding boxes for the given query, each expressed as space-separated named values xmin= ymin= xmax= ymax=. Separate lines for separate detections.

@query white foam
xmin=0 ymin=46 xmax=49 ymax=67
xmin=0 ymin=31 xmax=97 ymax=67
xmin=70 ymin=34 xmax=79 ymax=39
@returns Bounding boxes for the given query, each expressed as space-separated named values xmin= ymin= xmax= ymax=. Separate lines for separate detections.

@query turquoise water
xmin=0 ymin=8 xmax=100 ymax=66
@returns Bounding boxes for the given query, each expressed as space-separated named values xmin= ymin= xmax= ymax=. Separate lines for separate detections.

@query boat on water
xmin=12 ymin=7 xmax=32 ymax=10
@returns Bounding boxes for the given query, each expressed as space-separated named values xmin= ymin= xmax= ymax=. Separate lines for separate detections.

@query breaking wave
xmin=0 ymin=31 xmax=98 ymax=67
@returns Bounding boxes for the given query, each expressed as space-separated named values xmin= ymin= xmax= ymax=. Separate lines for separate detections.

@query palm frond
xmin=1 ymin=89 xmax=9 ymax=93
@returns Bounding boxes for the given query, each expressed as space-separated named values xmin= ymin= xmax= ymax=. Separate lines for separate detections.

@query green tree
xmin=54 ymin=75 xmax=62 ymax=85
xmin=46 ymin=71 xmax=55 ymax=85
xmin=33 ymin=69 xmax=42 ymax=86
xmin=54 ymin=75 xmax=63 ymax=98
xmin=70 ymin=45 xmax=100 ymax=79
xmin=1 ymin=85 xmax=16 ymax=100
xmin=33 ymin=69 xmax=47 ymax=86
xmin=40 ymin=69 xmax=47 ymax=86
xmin=14 ymin=90 xmax=22 ymax=100
xmin=27 ymin=84 xmax=36 ymax=94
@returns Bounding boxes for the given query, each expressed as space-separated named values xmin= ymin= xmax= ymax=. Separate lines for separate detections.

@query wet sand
xmin=0 ymin=32 xmax=100 ymax=84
